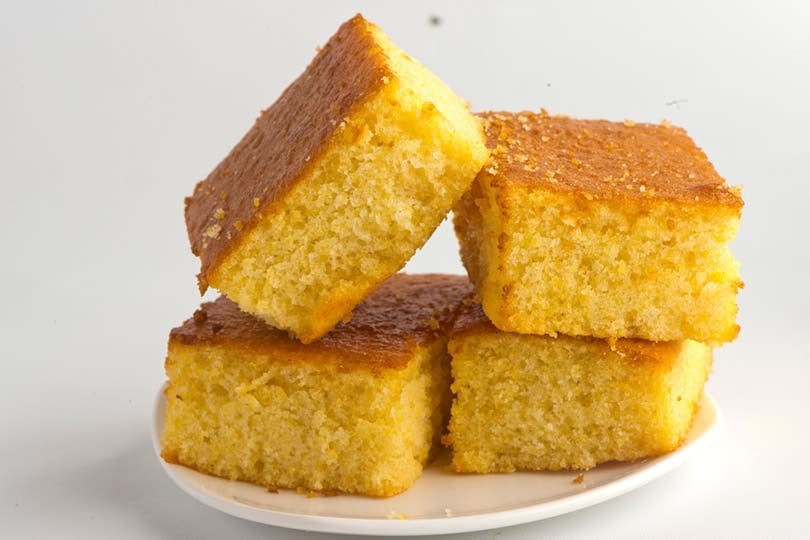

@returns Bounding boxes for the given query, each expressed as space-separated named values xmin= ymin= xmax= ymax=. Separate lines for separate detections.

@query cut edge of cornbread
xmin=457 ymin=184 xmax=742 ymax=343
xmin=190 ymin=16 xmax=489 ymax=343
xmin=454 ymin=171 xmax=506 ymax=309
xmin=446 ymin=310 xmax=712 ymax=472
xmin=454 ymin=111 xmax=742 ymax=344
xmin=161 ymin=274 xmax=472 ymax=497
xmin=161 ymin=336 xmax=453 ymax=497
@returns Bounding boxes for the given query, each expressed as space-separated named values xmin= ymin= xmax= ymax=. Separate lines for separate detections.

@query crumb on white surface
xmin=386 ymin=510 xmax=407 ymax=520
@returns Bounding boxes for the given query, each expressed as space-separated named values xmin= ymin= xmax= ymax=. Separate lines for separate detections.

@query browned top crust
xmin=185 ymin=14 xmax=391 ymax=291
xmin=171 ymin=274 xmax=473 ymax=370
xmin=451 ymin=300 xmax=683 ymax=364
xmin=478 ymin=110 xmax=742 ymax=208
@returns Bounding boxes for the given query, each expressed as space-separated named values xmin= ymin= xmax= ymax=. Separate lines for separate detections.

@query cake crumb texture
xmin=447 ymin=304 xmax=712 ymax=472
xmin=454 ymin=110 xmax=742 ymax=343
xmin=161 ymin=274 xmax=471 ymax=497
xmin=185 ymin=14 xmax=489 ymax=343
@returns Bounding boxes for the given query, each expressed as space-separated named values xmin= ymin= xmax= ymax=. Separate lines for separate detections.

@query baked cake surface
xmin=161 ymin=274 xmax=472 ymax=497
xmin=454 ymin=110 xmax=743 ymax=343
xmin=445 ymin=302 xmax=712 ymax=473
xmin=185 ymin=14 xmax=488 ymax=343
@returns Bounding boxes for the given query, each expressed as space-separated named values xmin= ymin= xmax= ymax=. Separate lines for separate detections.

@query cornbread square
xmin=161 ymin=274 xmax=471 ymax=497
xmin=185 ymin=15 xmax=489 ymax=343
xmin=445 ymin=303 xmax=712 ymax=472
xmin=454 ymin=111 xmax=743 ymax=343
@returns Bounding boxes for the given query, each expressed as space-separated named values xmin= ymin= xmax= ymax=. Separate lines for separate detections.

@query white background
xmin=2 ymin=1 xmax=809 ymax=538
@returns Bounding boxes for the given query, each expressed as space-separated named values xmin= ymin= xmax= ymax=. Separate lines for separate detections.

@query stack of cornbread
xmin=163 ymin=15 xmax=490 ymax=497
xmin=447 ymin=111 xmax=741 ymax=472
xmin=160 ymin=14 xmax=742 ymax=497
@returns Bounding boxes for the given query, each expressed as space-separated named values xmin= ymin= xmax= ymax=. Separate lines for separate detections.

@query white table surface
xmin=2 ymin=1 xmax=808 ymax=538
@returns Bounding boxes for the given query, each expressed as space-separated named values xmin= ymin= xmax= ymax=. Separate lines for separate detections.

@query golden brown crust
xmin=184 ymin=14 xmax=392 ymax=288
xmin=171 ymin=274 xmax=473 ymax=369
xmin=450 ymin=299 xmax=682 ymax=365
xmin=477 ymin=111 xmax=742 ymax=208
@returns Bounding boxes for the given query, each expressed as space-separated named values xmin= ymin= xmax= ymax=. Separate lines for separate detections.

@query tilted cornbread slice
xmin=445 ymin=302 xmax=713 ymax=473
xmin=454 ymin=110 xmax=743 ymax=343
xmin=161 ymin=274 xmax=471 ymax=497
xmin=185 ymin=15 xmax=489 ymax=343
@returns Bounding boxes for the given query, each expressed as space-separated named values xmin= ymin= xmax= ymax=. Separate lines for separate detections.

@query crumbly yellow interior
xmin=161 ymin=339 xmax=451 ymax=497
xmin=454 ymin=173 xmax=503 ymax=307
xmin=456 ymin=181 xmax=741 ymax=343
xmin=209 ymin=30 xmax=489 ymax=343
xmin=447 ymin=333 xmax=712 ymax=473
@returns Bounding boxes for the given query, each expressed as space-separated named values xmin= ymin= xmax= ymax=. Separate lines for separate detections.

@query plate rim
xmin=151 ymin=384 xmax=721 ymax=536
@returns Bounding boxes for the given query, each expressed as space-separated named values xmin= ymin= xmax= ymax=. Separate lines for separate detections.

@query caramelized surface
xmin=478 ymin=111 xmax=742 ymax=207
xmin=171 ymin=274 xmax=472 ymax=369
xmin=185 ymin=15 xmax=391 ymax=287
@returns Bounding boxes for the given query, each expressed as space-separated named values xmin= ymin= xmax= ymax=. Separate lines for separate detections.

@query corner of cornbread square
xmin=161 ymin=274 xmax=471 ymax=497
xmin=185 ymin=14 xmax=489 ymax=343
xmin=454 ymin=110 xmax=743 ymax=343
xmin=445 ymin=302 xmax=713 ymax=473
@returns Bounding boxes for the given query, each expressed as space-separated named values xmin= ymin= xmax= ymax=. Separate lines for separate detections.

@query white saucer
xmin=152 ymin=385 xmax=720 ymax=536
